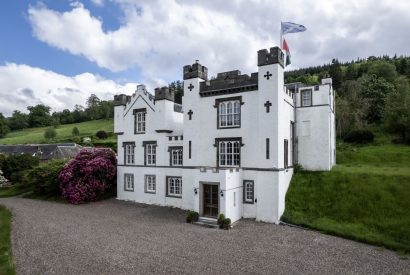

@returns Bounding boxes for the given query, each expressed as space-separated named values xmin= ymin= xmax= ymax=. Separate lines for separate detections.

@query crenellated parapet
xmin=183 ymin=61 xmax=208 ymax=80
xmin=199 ymin=70 xmax=258 ymax=97
xmin=155 ymin=86 xmax=175 ymax=102
xmin=257 ymin=46 xmax=284 ymax=68
xmin=113 ymin=94 xmax=131 ymax=106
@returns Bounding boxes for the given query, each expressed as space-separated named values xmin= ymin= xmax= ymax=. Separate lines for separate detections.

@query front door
xmin=203 ymin=184 xmax=219 ymax=217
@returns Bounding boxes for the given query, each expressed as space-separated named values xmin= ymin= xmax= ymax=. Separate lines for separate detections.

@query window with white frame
xmin=144 ymin=142 xmax=156 ymax=165
xmin=218 ymin=99 xmax=241 ymax=128
xmin=124 ymin=143 xmax=135 ymax=165
xmin=243 ymin=180 xmax=254 ymax=204
xmin=301 ymin=89 xmax=312 ymax=107
xmin=134 ymin=109 xmax=146 ymax=134
xmin=166 ymin=177 xmax=182 ymax=197
xmin=145 ymin=175 xmax=156 ymax=193
xmin=124 ymin=174 xmax=134 ymax=191
xmin=169 ymin=147 xmax=183 ymax=166
xmin=218 ymin=139 xmax=241 ymax=167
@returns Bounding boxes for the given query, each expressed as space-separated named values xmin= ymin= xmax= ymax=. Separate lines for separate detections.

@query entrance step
xmin=193 ymin=217 xmax=219 ymax=229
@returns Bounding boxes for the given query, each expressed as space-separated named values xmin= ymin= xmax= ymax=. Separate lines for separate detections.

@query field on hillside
xmin=283 ymin=142 xmax=410 ymax=253
xmin=0 ymin=119 xmax=114 ymax=145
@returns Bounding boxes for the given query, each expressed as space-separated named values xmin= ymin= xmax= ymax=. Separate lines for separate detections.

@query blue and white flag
xmin=281 ymin=22 xmax=306 ymax=34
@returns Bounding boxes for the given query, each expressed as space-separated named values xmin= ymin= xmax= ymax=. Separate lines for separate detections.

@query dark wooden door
xmin=203 ymin=184 xmax=219 ymax=217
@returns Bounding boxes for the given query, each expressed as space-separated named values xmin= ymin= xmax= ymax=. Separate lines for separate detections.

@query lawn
xmin=0 ymin=205 xmax=14 ymax=275
xmin=282 ymin=142 xmax=410 ymax=253
xmin=0 ymin=185 xmax=31 ymax=199
xmin=0 ymin=119 xmax=114 ymax=145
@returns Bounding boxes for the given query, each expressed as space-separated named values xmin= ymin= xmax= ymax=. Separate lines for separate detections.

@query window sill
xmin=217 ymin=125 xmax=241 ymax=130
xmin=145 ymin=190 xmax=156 ymax=194
xmin=124 ymin=189 xmax=134 ymax=192
xmin=166 ymin=195 xmax=182 ymax=198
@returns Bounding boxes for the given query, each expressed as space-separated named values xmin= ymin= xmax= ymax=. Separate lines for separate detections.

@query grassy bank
xmin=0 ymin=205 xmax=14 ymax=275
xmin=283 ymin=143 xmax=410 ymax=253
xmin=0 ymin=119 xmax=114 ymax=145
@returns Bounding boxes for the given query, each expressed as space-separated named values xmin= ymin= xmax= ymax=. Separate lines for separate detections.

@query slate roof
xmin=0 ymin=143 xmax=83 ymax=161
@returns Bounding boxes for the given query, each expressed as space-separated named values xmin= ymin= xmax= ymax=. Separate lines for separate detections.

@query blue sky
xmin=0 ymin=0 xmax=409 ymax=116
xmin=0 ymin=1 xmax=142 ymax=83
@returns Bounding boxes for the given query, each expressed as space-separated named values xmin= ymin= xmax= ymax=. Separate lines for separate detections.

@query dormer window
xmin=133 ymin=108 xmax=146 ymax=134
xmin=215 ymin=96 xmax=242 ymax=129
xmin=301 ymin=89 xmax=312 ymax=107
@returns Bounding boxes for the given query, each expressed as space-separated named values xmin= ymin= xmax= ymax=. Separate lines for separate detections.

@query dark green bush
xmin=25 ymin=160 xmax=67 ymax=197
xmin=72 ymin=127 xmax=80 ymax=137
xmin=44 ymin=127 xmax=57 ymax=140
xmin=217 ymin=214 xmax=231 ymax=229
xmin=0 ymin=154 xmax=40 ymax=183
xmin=217 ymin=213 xmax=225 ymax=225
xmin=344 ymin=130 xmax=374 ymax=144
xmin=222 ymin=218 xmax=231 ymax=230
xmin=96 ymin=130 xmax=108 ymax=139
xmin=186 ymin=211 xmax=199 ymax=223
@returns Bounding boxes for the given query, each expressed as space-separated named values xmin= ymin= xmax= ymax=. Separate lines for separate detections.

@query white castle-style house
xmin=114 ymin=46 xmax=336 ymax=224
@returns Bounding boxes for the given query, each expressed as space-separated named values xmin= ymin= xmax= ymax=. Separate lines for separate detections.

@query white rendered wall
xmin=295 ymin=83 xmax=335 ymax=170
xmin=114 ymin=50 xmax=333 ymax=224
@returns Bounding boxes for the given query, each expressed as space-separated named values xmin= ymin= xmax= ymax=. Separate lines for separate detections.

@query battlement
xmin=257 ymin=46 xmax=284 ymax=68
xmin=155 ymin=86 xmax=175 ymax=102
xmin=199 ymin=71 xmax=258 ymax=97
xmin=183 ymin=61 xmax=208 ymax=80
xmin=113 ymin=94 xmax=131 ymax=106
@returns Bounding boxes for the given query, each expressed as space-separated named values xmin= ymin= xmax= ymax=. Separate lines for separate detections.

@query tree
xmin=72 ymin=105 xmax=86 ymax=123
xmin=60 ymin=109 xmax=74 ymax=124
xmin=97 ymin=101 xmax=114 ymax=119
xmin=336 ymin=80 xmax=369 ymax=137
xmin=0 ymin=113 xmax=10 ymax=138
xmin=345 ymin=64 xmax=358 ymax=80
xmin=397 ymin=58 xmax=408 ymax=75
xmin=360 ymin=74 xmax=395 ymax=124
xmin=27 ymin=104 xmax=52 ymax=128
xmin=328 ymin=59 xmax=343 ymax=91
xmin=44 ymin=127 xmax=57 ymax=141
xmin=86 ymin=94 xmax=101 ymax=120
xmin=72 ymin=127 xmax=80 ymax=137
xmin=169 ymin=81 xmax=184 ymax=104
xmin=367 ymin=61 xmax=397 ymax=83
xmin=86 ymin=94 xmax=101 ymax=108
xmin=8 ymin=110 xmax=28 ymax=130
xmin=384 ymin=76 xmax=410 ymax=142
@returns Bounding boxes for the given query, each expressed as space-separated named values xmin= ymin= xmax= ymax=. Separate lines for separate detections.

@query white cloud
xmin=27 ymin=0 xmax=410 ymax=84
xmin=90 ymin=0 xmax=104 ymax=7
xmin=0 ymin=63 xmax=137 ymax=116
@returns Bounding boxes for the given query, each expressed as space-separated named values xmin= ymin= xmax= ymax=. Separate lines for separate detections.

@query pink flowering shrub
xmin=59 ymin=148 xmax=117 ymax=204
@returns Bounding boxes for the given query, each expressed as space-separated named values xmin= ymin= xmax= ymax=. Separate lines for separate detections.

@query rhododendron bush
xmin=59 ymin=148 xmax=117 ymax=204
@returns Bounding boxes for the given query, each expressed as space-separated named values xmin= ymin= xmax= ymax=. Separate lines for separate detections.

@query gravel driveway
xmin=0 ymin=198 xmax=409 ymax=275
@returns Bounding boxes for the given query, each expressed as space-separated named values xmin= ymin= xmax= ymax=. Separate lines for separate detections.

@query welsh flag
xmin=282 ymin=39 xmax=291 ymax=66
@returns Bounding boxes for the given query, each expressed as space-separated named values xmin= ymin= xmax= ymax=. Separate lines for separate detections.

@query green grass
xmin=0 ymin=119 xmax=114 ymax=145
xmin=283 ymin=142 xmax=410 ymax=253
xmin=0 ymin=185 xmax=31 ymax=199
xmin=0 ymin=205 xmax=15 ymax=275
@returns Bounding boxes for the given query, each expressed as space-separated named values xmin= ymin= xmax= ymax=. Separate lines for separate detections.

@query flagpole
xmin=280 ymin=22 xmax=283 ymax=49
